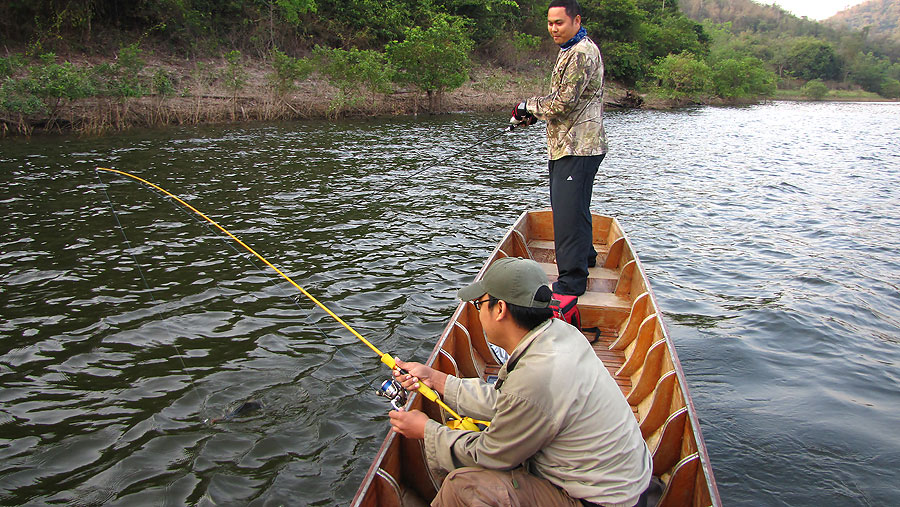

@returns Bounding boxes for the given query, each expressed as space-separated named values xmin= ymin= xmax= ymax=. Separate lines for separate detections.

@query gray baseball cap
xmin=457 ymin=257 xmax=553 ymax=308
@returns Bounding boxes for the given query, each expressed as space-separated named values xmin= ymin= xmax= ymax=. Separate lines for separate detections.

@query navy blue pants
xmin=549 ymin=154 xmax=604 ymax=296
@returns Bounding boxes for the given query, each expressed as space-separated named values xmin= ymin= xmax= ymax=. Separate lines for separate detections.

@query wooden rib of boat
xmin=352 ymin=209 xmax=721 ymax=507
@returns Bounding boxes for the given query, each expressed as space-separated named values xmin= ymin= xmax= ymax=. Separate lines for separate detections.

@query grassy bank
xmin=773 ymin=88 xmax=894 ymax=102
xmin=9 ymin=49 xmax=890 ymax=138
xmin=1 ymin=50 xmax=648 ymax=137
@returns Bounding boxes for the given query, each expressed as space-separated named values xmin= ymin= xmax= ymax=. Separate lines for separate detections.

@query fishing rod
xmin=380 ymin=120 xmax=527 ymax=193
xmin=95 ymin=167 xmax=482 ymax=431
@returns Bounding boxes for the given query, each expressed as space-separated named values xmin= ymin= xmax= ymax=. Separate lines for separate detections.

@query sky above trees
xmin=764 ymin=0 xmax=867 ymax=20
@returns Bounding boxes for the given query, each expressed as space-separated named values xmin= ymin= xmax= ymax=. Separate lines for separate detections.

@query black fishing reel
xmin=376 ymin=378 xmax=408 ymax=410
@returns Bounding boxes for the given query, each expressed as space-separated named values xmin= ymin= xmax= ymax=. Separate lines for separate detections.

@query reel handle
xmin=381 ymin=354 xmax=484 ymax=432
xmin=381 ymin=354 xmax=440 ymax=403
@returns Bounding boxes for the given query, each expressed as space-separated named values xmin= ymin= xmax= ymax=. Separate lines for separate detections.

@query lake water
xmin=1 ymin=101 xmax=899 ymax=505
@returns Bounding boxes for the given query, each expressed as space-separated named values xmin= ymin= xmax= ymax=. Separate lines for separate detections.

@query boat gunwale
xmin=601 ymin=212 xmax=722 ymax=507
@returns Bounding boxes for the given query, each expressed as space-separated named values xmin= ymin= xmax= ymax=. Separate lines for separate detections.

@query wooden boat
xmin=352 ymin=209 xmax=721 ymax=507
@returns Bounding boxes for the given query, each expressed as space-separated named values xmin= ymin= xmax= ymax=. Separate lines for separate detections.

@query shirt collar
xmin=559 ymin=26 xmax=587 ymax=50
xmin=495 ymin=319 xmax=554 ymax=389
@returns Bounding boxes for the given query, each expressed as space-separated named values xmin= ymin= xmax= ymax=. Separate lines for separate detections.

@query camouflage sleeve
xmin=527 ymin=51 xmax=591 ymax=120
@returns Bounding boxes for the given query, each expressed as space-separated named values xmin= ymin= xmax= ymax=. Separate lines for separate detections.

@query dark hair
xmin=488 ymin=287 xmax=555 ymax=330
xmin=549 ymin=0 xmax=581 ymax=20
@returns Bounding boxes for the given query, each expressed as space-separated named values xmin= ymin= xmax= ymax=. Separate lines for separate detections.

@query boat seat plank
xmin=527 ymin=239 xmax=556 ymax=264
xmin=527 ymin=239 xmax=609 ymax=265
xmin=572 ymin=290 xmax=633 ymax=329
xmin=657 ymin=453 xmax=700 ymax=507
xmin=577 ymin=291 xmax=632 ymax=311
xmin=538 ymin=262 xmax=619 ymax=293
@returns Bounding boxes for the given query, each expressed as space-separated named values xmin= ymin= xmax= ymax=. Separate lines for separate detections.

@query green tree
xmin=275 ymin=0 xmax=317 ymax=24
xmin=890 ymin=63 xmax=900 ymax=81
xmin=641 ymin=15 xmax=709 ymax=60
xmin=267 ymin=47 xmax=313 ymax=97
xmin=649 ymin=52 xmax=712 ymax=99
xmin=710 ymin=56 xmax=775 ymax=99
xmin=260 ymin=0 xmax=318 ymax=49
xmin=780 ymin=37 xmax=841 ymax=81
xmin=222 ymin=50 xmax=248 ymax=119
xmin=152 ymin=69 xmax=176 ymax=97
xmin=387 ymin=14 xmax=474 ymax=113
xmin=0 ymin=76 xmax=46 ymax=134
xmin=880 ymin=78 xmax=900 ymax=98
xmin=0 ymin=53 xmax=94 ymax=134
xmin=313 ymin=45 xmax=394 ymax=116
xmin=602 ymin=41 xmax=648 ymax=84
xmin=800 ymin=79 xmax=829 ymax=100
xmin=29 ymin=53 xmax=95 ymax=123
xmin=111 ymin=43 xmax=147 ymax=98
xmin=849 ymin=52 xmax=890 ymax=93
xmin=582 ymin=0 xmax=644 ymax=42
xmin=0 ymin=54 xmax=26 ymax=78
xmin=313 ymin=0 xmax=414 ymax=48
xmin=439 ymin=0 xmax=520 ymax=43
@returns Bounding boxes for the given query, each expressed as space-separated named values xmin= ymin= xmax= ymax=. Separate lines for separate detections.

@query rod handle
xmin=380 ymin=354 xmax=440 ymax=403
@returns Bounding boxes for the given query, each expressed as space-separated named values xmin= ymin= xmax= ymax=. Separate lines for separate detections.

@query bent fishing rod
xmin=95 ymin=167 xmax=482 ymax=431
xmin=380 ymin=119 xmax=528 ymax=193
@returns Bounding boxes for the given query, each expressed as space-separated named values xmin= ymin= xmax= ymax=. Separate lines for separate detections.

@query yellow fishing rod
xmin=95 ymin=167 xmax=482 ymax=432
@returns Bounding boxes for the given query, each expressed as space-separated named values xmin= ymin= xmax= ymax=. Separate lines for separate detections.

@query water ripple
xmin=1 ymin=102 xmax=899 ymax=505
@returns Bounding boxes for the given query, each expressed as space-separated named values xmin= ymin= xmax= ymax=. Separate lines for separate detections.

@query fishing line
xmin=95 ymin=168 xmax=379 ymax=398
xmin=95 ymin=168 xmax=480 ymax=429
xmin=94 ymin=169 xmax=210 ymax=421
xmin=123 ymin=174 xmax=379 ymax=389
xmin=380 ymin=123 xmax=520 ymax=193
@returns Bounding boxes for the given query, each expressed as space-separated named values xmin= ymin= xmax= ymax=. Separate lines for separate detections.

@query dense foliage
xmin=679 ymin=0 xmax=900 ymax=98
xmin=1 ymin=0 xmax=898 ymax=134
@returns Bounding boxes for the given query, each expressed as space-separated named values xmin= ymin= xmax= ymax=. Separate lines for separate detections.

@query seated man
xmin=389 ymin=257 xmax=652 ymax=507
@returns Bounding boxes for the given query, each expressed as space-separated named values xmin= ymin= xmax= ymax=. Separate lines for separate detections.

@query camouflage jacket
xmin=526 ymin=36 xmax=606 ymax=160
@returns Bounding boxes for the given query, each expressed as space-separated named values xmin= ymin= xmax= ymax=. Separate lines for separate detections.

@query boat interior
xmin=353 ymin=210 xmax=719 ymax=507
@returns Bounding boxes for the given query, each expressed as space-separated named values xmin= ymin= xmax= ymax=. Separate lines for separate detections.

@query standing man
xmin=512 ymin=0 xmax=606 ymax=297
xmin=388 ymin=257 xmax=652 ymax=506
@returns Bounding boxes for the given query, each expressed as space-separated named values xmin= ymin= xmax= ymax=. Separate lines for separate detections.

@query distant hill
xmin=678 ymin=0 xmax=816 ymax=34
xmin=680 ymin=0 xmax=790 ymax=27
xmin=826 ymin=0 xmax=900 ymax=43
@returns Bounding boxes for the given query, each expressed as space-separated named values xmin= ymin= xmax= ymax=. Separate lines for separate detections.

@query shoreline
xmin=2 ymin=56 xmax=894 ymax=138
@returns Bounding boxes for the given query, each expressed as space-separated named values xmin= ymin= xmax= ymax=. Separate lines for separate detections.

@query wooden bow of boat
xmin=353 ymin=209 xmax=721 ymax=507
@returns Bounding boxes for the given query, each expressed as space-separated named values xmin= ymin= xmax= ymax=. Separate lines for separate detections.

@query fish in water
xmin=206 ymin=399 xmax=264 ymax=424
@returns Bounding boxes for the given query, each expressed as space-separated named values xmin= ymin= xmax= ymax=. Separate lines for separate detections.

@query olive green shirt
xmin=526 ymin=36 xmax=607 ymax=160
xmin=423 ymin=319 xmax=651 ymax=507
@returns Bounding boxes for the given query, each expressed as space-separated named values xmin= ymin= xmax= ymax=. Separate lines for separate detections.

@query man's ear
xmin=494 ymin=300 xmax=509 ymax=321
xmin=574 ymin=15 xmax=581 ymax=27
